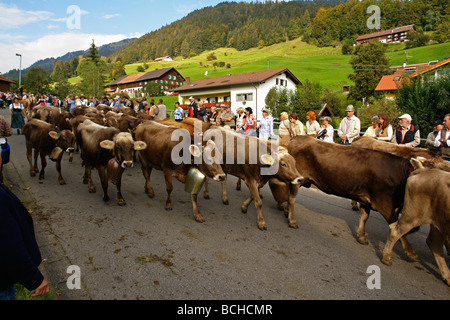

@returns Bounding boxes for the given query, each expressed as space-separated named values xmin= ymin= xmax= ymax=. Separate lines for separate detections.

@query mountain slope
xmin=3 ymin=38 xmax=137 ymax=80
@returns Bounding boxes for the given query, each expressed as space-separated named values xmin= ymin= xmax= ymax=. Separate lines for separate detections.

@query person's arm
xmin=377 ymin=126 xmax=393 ymax=141
xmin=348 ymin=119 xmax=361 ymax=140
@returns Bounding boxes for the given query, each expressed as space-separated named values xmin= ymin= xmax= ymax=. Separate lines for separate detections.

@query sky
xmin=0 ymin=0 xmax=267 ymax=74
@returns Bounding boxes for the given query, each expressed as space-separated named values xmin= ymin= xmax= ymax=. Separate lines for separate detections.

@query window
xmin=236 ymin=93 xmax=253 ymax=102
xmin=393 ymin=76 xmax=401 ymax=81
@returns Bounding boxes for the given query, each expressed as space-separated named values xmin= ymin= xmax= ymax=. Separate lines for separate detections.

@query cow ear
xmin=410 ymin=158 xmax=424 ymax=170
xmin=49 ymin=131 xmax=60 ymax=140
xmin=260 ymin=153 xmax=275 ymax=166
xmin=134 ymin=141 xmax=147 ymax=151
xmin=100 ymin=140 xmax=115 ymax=150
xmin=189 ymin=145 xmax=201 ymax=158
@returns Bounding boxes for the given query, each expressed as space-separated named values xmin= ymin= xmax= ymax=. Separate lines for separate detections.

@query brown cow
xmin=23 ymin=119 xmax=75 ymax=185
xmin=135 ymin=120 xmax=226 ymax=223
xmin=286 ymin=135 xmax=420 ymax=260
xmin=77 ymin=119 xmax=147 ymax=206
xmin=353 ymin=136 xmax=450 ymax=172
xmin=162 ymin=118 xmax=304 ymax=230
xmin=382 ymin=158 xmax=450 ymax=286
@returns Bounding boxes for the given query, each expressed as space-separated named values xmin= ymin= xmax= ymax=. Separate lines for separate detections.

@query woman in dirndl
xmin=9 ymin=97 xmax=26 ymax=134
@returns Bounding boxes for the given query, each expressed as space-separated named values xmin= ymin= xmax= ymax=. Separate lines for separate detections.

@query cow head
xmin=261 ymin=147 xmax=303 ymax=185
xmin=49 ymin=130 xmax=76 ymax=154
xmin=100 ymin=132 xmax=147 ymax=168
xmin=190 ymin=140 xmax=226 ymax=182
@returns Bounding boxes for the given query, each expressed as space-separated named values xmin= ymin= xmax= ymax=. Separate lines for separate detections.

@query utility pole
xmin=16 ymin=53 xmax=22 ymax=87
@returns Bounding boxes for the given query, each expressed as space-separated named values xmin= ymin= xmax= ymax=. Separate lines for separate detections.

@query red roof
xmin=356 ymin=25 xmax=415 ymax=42
xmin=175 ymin=68 xmax=301 ymax=92
xmin=0 ymin=75 xmax=16 ymax=84
xmin=375 ymin=74 xmax=404 ymax=92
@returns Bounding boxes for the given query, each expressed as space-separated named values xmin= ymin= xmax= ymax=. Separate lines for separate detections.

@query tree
xmin=348 ymin=41 xmax=391 ymax=102
xmin=145 ymin=82 xmax=163 ymax=97
xmin=111 ymin=60 xmax=127 ymax=80
xmin=395 ymin=75 xmax=450 ymax=136
xmin=77 ymin=40 xmax=107 ymax=97
xmin=24 ymin=67 xmax=50 ymax=94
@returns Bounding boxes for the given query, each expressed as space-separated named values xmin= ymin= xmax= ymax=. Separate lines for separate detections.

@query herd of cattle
xmin=18 ymin=101 xmax=450 ymax=287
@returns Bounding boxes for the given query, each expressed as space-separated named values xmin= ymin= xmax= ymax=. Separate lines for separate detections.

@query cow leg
xmin=84 ymin=165 xmax=96 ymax=193
xmin=190 ymin=193 xmax=205 ymax=223
xmin=426 ymin=225 xmax=450 ymax=286
xmin=236 ymin=178 xmax=241 ymax=191
xmin=55 ymin=157 xmax=66 ymax=185
xmin=203 ymin=178 xmax=210 ymax=200
xmin=382 ymin=215 xmax=421 ymax=265
xmin=221 ymin=175 xmax=229 ymax=205
xmin=33 ymin=149 xmax=39 ymax=175
xmin=381 ymin=221 xmax=401 ymax=266
xmin=163 ymin=170 xmax=173 ymax=211
xmin=38 ymin=152 xmax=47 ymax=180
xmin=357 ymin=205 xmax=370 ymax=245
xmin=115 ymin=174 xmax=126 ymax=206
xmin=98 ymin=165 xmax=109 ymax=202
xmin=26 ymin=144 xmax=35 ymax=177
xmin=286 ymin=183 xmax=300 ymax=229
xmin=141 ymin=165 xmax=155 ymax=198
xmin=242 ymin=183 xmax=266 ymax=230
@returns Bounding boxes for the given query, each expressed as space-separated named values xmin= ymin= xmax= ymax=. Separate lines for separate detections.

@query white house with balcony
xmin=174 ymin=68 xmax=301 ymax=120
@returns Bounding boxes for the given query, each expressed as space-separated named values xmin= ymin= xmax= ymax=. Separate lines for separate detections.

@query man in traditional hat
xmin=338 ymin=104 xmax=361 ymax=145
xmin=391 ymin=113 xmax=421 ymax=147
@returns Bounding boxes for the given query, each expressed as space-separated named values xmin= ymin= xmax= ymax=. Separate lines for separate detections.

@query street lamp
xmin=16 ymin=53 xmax=22 ymax=87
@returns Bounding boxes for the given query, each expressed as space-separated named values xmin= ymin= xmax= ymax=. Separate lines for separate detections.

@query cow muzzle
xmin=121 ymin=161 xmax=134 ymax=169
xmin=291 ymin=177 xmax=304 ymax=185
xmin=66 ymin=148 xmax=75 ymax=153
xmin=213 ymin=174 xmax=226 ymax=182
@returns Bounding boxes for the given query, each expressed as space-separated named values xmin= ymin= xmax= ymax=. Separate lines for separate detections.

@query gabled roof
xmin=375 ymin=74 xmax=405 ymax=92
xmin=107 ymin=67 xmax=185 ymax=86
xmin=356 ymin=25 xmax=415 ymax=41
xmin=410 ymin=58 xmax=450 ymax=78
xmin=175 ymin=68 xmax=301 ymax=92
xmin=0 ymin=75 xmax=16 ymax=84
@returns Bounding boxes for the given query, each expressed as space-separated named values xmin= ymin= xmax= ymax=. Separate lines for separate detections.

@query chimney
xmin=186 ymin=77 xmax=190 ymax=85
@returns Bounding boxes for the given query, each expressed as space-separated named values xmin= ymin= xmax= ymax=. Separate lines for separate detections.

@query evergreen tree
xmin=348 ymin=41 xmax=391 ymax=102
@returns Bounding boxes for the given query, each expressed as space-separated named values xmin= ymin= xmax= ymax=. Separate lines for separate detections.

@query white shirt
xmin=434 ymin=129 xmax=450 ymax=147
xmin=323 ymin=125 xmax=334 ymax=143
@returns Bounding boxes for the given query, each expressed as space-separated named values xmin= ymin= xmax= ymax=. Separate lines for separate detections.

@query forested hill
xmin=112 ymin=0 xmax=448 ymax=65
xmin=111 ymin=0 xmax=334 ymax=64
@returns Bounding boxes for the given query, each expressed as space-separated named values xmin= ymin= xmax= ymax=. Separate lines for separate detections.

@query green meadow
xmin=122 ymin=38 xmax=449 ymax=92
xmin=68 ymin=39 xmax=448 ymax=92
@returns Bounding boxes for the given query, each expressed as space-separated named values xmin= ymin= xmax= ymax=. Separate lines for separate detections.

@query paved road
xmin=1 ymin=108 xmax=449 ymax=300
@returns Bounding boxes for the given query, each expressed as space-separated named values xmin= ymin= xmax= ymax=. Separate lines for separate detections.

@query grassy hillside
xmin=121 ymin=39 xmax=449 ymax=92
xmin=67 ymin=39 xmax=448 ymax=92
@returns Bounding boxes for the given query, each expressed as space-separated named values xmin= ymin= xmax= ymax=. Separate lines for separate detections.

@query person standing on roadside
xmin=0 ymin=184 xmax=50 ymax=300
xmin=434 ymin=113 xmax=450 ymax=161
xmin=338 ymin=105 xmax=360 ymax=145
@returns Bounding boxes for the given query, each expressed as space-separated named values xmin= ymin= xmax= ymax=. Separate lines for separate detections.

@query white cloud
xmin=0 ymin=32 xmax=139 ymax=73
xmin=103 ymin=14 xmax=121 ymax=19
xmin=0 ymin=3 xmax=53 ymax=28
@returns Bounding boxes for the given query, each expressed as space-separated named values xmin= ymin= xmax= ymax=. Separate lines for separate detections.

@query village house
xmin=107 ymin=67 xmax=185 ymax=97
xmin=174 ymin=68 xmax=301 ymax=120
xmin=375 ymin=58 xmax=450 ymax=99
xmin=355 ymin=25 xmax=416 ymax=46
xmin=0 ymin=75 xmax=16 ymax=92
